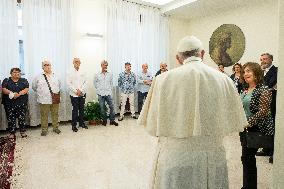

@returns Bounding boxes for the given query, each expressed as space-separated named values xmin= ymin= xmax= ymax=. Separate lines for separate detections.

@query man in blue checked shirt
xmin=137 ymin=63 xmax=152 ymax=113
xmin=118 ymin=62 xmax=138 ymax=121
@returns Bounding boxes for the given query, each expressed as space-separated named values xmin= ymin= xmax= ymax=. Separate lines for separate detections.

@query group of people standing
xmin=2 ymin=60 xmax=70 ymax=137
xmin=1 ymin=57 xmax=168 ymax=137
xmin=1 ymin=34 xmax=277 ymax=188
xmin=95 ymin=60 xmax=168 ymax=123
xmin=214 ymin=53 xmax=277 ymax=189
xmin=138 ymin=36 xmax=278 ymax=189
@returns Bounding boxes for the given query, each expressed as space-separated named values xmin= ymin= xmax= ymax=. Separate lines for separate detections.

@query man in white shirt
xmin=94 ymin=60 xmax=118 ymax=126
xmin=67 ymin=58 xmax=88 ymax=132
xmin=137 ymin=63 xmax=152 ymax=113
xmin=32 ymin=60 xmax=61 ymax=136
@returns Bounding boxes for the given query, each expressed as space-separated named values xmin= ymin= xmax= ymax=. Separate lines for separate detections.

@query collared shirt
xmin=118 ymin=71 xmax=137 ymax=94
xmin=67 ymin=67 xmax=87 ymax=97
xmin=32 ymin=73 xmax=61 ymax=104
xmin=264 ymin=64 xmax=273 ymax=76
xmin=137 ymin=71 xmax=152 ymax=93
xmin=94 ymin=71 xmax=113 ymax=96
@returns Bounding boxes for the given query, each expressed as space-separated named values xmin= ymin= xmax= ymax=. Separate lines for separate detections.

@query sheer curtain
xmin=22 ymin=0 xmax=74 ymax=126
xmin=0 ymin=0 xmax=19 ymax=130
xmin=106 ymin=0 xmax=169 ymax=85
xmin=106 ymin=0 xmax=169 ymax=112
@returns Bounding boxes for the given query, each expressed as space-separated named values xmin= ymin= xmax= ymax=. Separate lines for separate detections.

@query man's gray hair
xmin=42 ymin=60 xmax=51 ymax=68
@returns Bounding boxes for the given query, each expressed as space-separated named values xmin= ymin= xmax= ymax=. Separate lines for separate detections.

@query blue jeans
xmin=98 ymin=95 xmax=115 ymax=121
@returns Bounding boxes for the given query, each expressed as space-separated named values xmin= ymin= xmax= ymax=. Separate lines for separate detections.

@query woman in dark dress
xmin=2 ymin=68 xmax=29 ymax=138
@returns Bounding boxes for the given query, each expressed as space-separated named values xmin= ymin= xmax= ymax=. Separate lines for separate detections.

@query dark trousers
xmin=138 ymin=91 xmax=148 ymax=113
xmin=70 ymin=95 xmax=85 ymax=127
xmin=4 ymin=104 xmax=27 ymax=133
xmin=241 ymin=145 xmax=258 ymax=189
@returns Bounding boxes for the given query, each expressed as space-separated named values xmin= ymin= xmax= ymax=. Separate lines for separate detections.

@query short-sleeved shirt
xmin=118 ymin=71 xmax=137 ymax=94
xmin=1 ymin=77 xmax=29 ymax=107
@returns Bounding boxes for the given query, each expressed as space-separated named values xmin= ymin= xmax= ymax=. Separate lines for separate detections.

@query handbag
xmin=239 ymin=129 xmax=274 ymax=149
xmin=51 ymin=93 xmax=60 ymax=104
xmin=43 ymin=74 xmax=60 ymax=104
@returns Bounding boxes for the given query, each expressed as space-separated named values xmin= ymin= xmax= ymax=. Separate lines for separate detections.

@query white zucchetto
xmin=177 ymin=35 xmax=204 ymax=52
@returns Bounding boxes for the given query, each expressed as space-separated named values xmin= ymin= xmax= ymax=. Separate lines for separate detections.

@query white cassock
xmin=138 ymin=56 xmax=247 ymax=189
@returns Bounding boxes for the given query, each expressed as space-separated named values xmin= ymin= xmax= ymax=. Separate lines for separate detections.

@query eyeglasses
xmin=44 ymin=64 xmax=51 ymax=66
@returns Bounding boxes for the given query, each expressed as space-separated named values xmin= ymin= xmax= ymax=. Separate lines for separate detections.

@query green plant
xmin=84 ymin=101 xmax=102 ymax=121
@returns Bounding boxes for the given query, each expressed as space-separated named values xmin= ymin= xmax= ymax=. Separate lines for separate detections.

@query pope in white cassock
xmin=138 ymin=36 xmax=248 ymax=189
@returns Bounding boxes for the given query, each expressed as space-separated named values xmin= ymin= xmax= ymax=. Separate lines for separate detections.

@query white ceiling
xmin=119 ymin=0 xmax=273 ymax=19
xmin=161 ymin=0 xmax=273 ymax=19
xmin=140 ymin=0 xmax=175 ymax=5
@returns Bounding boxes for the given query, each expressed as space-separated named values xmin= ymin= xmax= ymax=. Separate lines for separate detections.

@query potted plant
xmin=84 ymin=101 xmax=102 ymax=125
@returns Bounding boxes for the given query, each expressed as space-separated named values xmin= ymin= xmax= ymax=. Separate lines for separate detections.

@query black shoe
xmin=102 ymin=120 xmax=107 ymax=126
xmin=256 ymin=150 xmax=269 ymax=156
xmin=118 ymin=117 xmax=123 ymax=121
xmin=131 ymin=115 xmax=138 ymax=119
xmin=269 ymin=156 xmax=273 ymax=164
xmin=10 ymin=128 xmax=16 ymax=134
xmin=80 ymin=125 xmax=88 ymax=129
xmin=72 ymin=126 xmax=78 ymax=132
xmin=110 ymin=121 xmax=118 ymax=126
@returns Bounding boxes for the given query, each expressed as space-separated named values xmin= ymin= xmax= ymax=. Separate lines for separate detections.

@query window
xmin=17 ymin=2 xmax=25 ymax=74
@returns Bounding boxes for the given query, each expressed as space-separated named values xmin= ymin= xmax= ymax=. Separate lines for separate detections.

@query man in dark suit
xmin=261 ymin=53 xmax=278 ymax=122
xmin=155 ymin=62 xmax=168 ymax=77
xmin=257 ymin=53 xmax=277 ymax=160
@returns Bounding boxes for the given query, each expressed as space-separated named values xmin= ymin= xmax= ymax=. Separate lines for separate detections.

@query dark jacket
xmin=264 ymin=65 xmax=278 ymax=88
xmin=264 ymin=65 xmax=277 ymax=121
xmin=230 ymin=73 xmax=243 ymax=94
xmin=155 ymin=69 xmax=168 ymax=77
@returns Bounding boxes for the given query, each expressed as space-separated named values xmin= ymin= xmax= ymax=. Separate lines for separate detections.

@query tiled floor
xmin=6 ymin=117 xmax=272 ymax=189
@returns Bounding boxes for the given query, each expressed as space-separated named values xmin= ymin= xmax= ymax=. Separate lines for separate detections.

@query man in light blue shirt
xmin=94 ymin=60 xmax=118 ymax=126
xmin=137 ymin=63 xmax=152 ymax=113
xmin=118 ymin=62 xmax=137 ymax=121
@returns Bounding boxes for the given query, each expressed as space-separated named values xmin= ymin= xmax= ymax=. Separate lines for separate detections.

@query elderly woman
xmin=230 ymin=63 xmax=243 ymax=93
xmin=2 ymin=68 xmax=29 ymax=138
xmin=32 ymin=60 xmax=61 ymax=136
xmin=240 ymin=62 xmax=274 ymax=189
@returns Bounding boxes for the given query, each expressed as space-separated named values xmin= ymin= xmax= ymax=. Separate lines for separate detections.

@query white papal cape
xmin=138 ymin=57 xmax=247 ymax=189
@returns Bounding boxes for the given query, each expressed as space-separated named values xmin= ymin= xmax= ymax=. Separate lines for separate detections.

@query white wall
xmin=169 ymin=0 xmax=279 ymax=74
xmin=168 ymin=17 xmax=191 ymax=69
xmin=273 ymin=0 xmax=284 ymax=187
xmin=73 ymin=0 xmax=106 ymax=102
